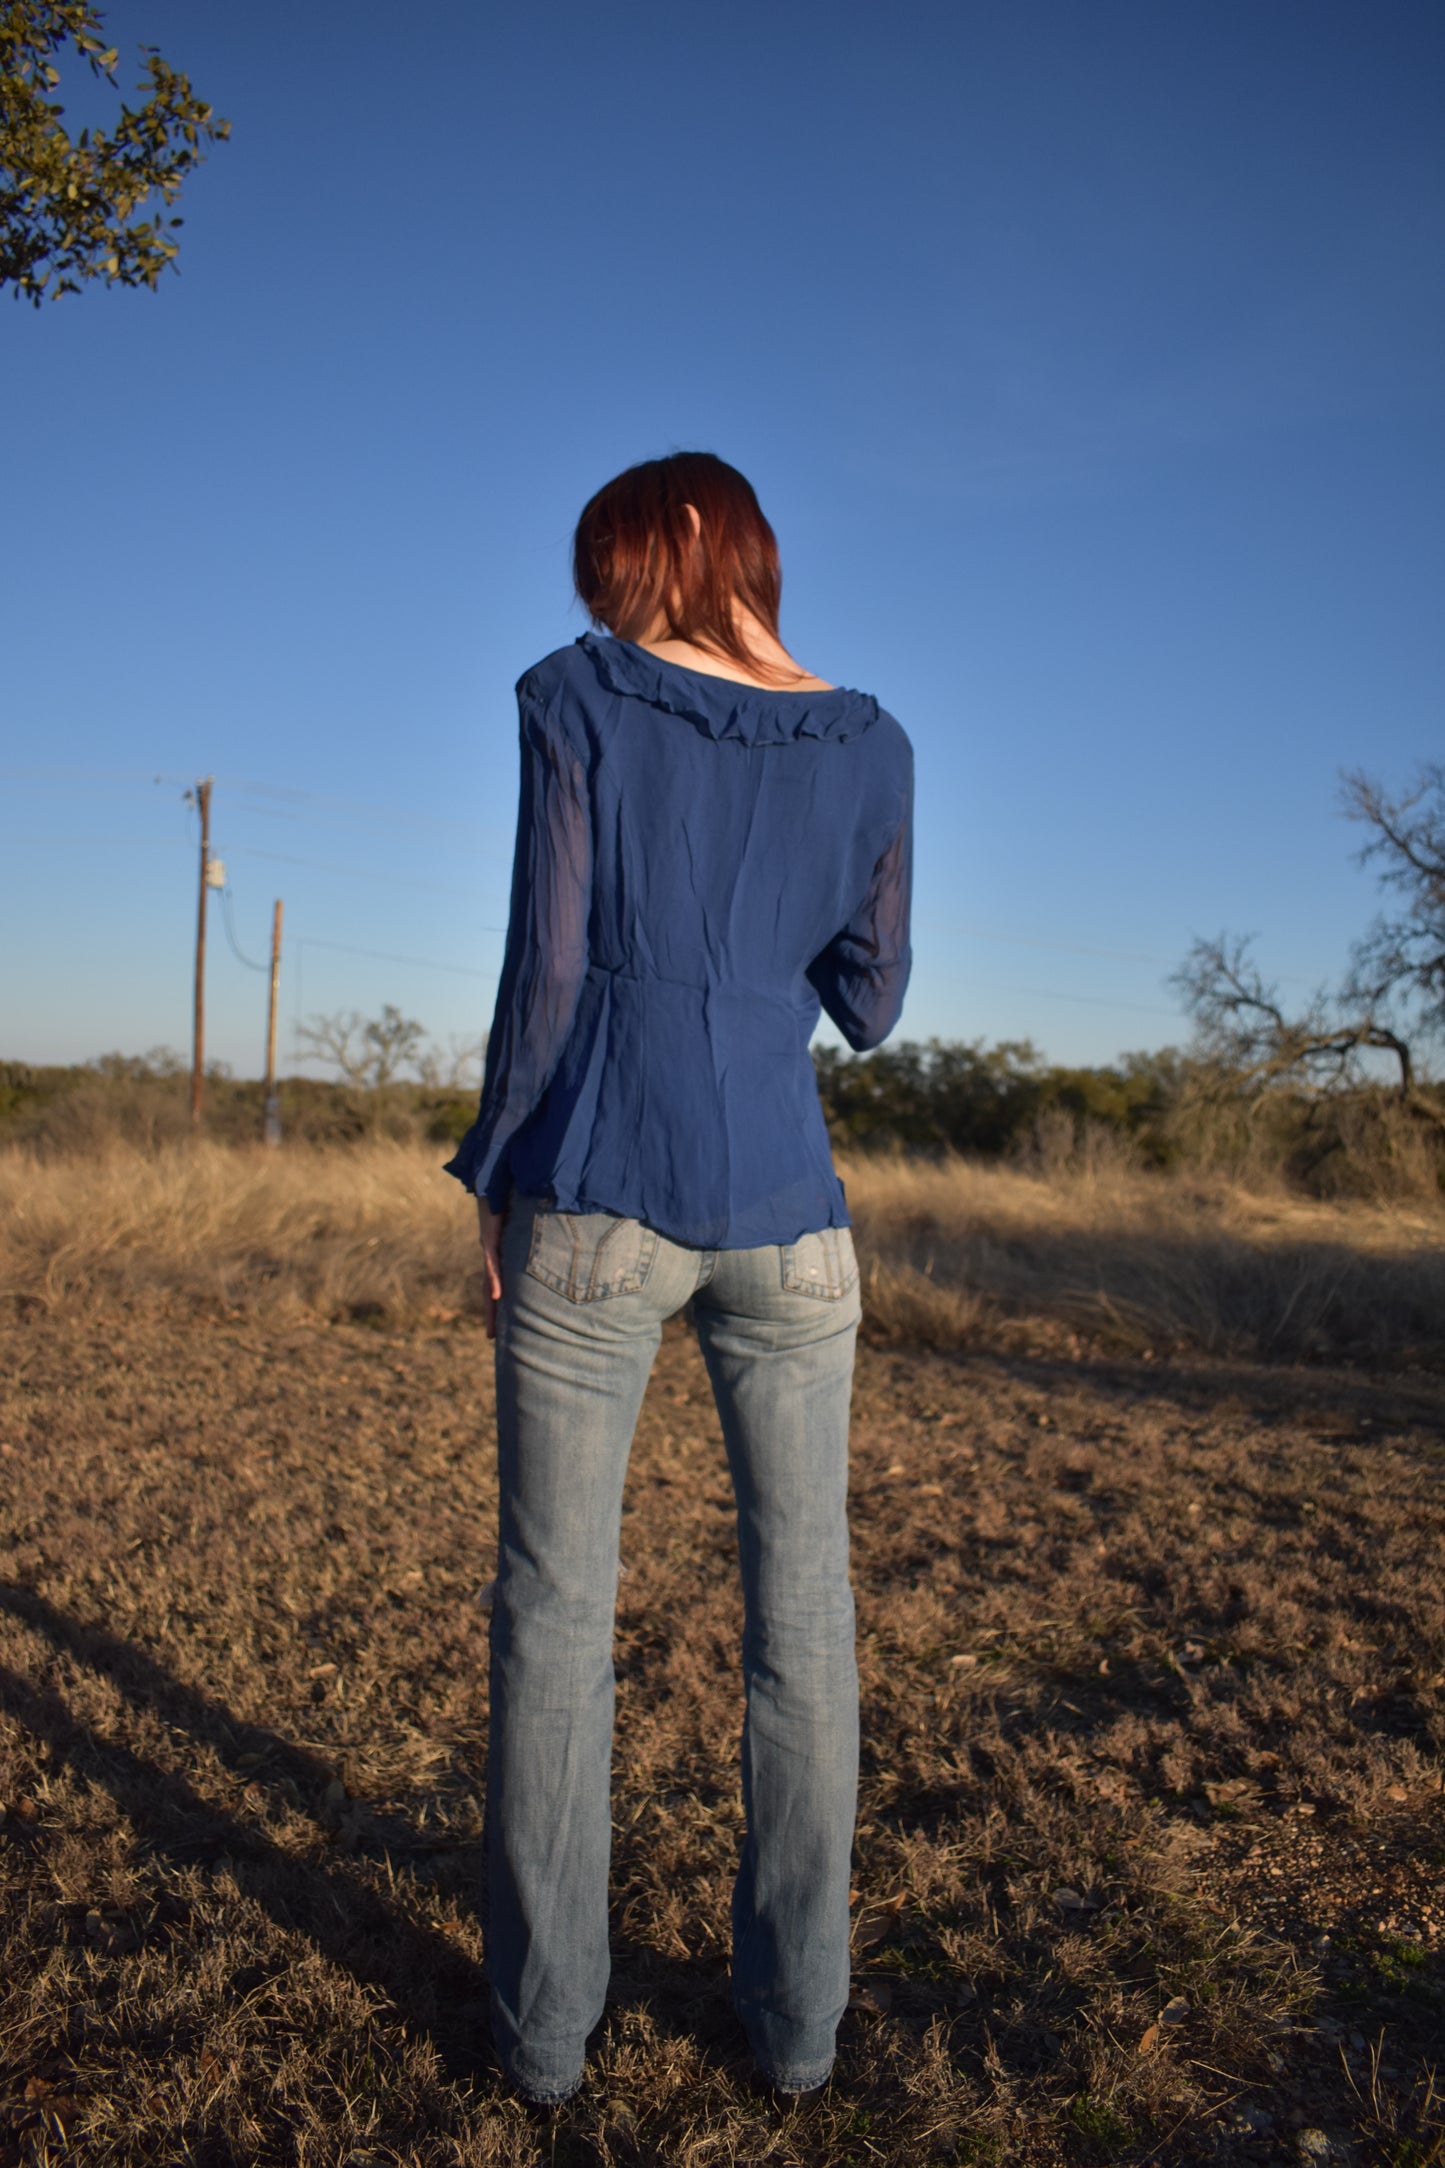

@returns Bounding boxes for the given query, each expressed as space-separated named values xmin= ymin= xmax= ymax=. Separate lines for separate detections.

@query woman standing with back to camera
xmin=445 ymin=451 xmax=913 ymax=2105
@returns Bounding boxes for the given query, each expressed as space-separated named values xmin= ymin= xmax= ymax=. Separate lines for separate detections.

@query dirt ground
xmin=1 ymin=1304 xmax=1442 ymax=2167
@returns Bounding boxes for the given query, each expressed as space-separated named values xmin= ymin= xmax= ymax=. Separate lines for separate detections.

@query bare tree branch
xmin=362 ymin=1005 xmax=426 ymax=1088
xmin=293 ymin=1006 xmax=428 ymax=1090
xmin=293 ymin=1011 xmax=372 ymax=1089
xmin=415 ymin=1034 xmax=486 ymax=1091
xmin=1174 ymin=765 xmax=1445 ymax=1137
xmin=1341 ymin=764 xmax=1445 ymax=1041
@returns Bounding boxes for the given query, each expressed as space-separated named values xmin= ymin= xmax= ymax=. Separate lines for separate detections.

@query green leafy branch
xmin=1 ymin=0 xmax=229 ymax=304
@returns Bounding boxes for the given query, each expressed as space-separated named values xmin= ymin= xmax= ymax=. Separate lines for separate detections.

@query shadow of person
xmin=932 ymin=1342 xmax=1445 ymax=1436
xmin=0 ymin=1581 xmax=489 ymax=2084
xmin=0 ymin=1584 xmax=862 ymax=2106
xmin=607 ymin=1933 xmax=736 ymax=2041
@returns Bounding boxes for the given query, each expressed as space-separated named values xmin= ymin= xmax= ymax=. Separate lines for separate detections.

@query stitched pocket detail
xmin=524 ymin=1209 xmax=659 ymax=1302
xmin=779 ymin=1226 xmax=859 ymax=1301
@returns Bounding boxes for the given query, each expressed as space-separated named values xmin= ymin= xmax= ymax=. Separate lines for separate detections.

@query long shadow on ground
xmin=0 ymin=1582 xmax=490 ymax=2083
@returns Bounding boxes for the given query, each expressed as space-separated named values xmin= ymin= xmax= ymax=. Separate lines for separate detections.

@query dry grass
xmin=845 ymin=1152 xmax=1445 ymax=1370
xmin=2 ymin=1143 xmax=1443 ymax=2164
xmin=2 ymin=1140 xmax=1443 ymax=1371
xmin=0 ymin=1139 xmax=468 ymax=1327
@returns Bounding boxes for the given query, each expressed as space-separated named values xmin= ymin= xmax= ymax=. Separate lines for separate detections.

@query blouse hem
xmin=505 ymin=1180 xmax=852 ymax=1254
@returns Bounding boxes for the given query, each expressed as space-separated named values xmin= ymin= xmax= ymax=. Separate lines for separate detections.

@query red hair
xmin=573 ymin=451 xmax=787 ymax=680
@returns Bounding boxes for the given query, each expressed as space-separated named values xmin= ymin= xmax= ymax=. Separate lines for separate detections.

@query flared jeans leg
xmin=485 ymin=1196 xmax=861 ymax=2098
xmin=484 ymin=1202 xmax=688 ymax=2102
xmin=693 ymin=1245 xmax=862 ymax=2091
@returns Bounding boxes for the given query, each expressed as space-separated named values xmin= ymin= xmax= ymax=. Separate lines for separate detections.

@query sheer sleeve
xmin=443 ymin=690 xmax=592 ymax=1207
xmin=806 ymin=768 xmax=913 ymax=1053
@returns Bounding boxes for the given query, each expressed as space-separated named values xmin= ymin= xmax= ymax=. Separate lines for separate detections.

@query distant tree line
xmin=815 ymin=1036 xmax=1441 ymax=1198
xmin=4 ymin=762 xmax=1439 ymax=1199
xmin=2 ymin=1038 xmax=1439 ymax=1203
xmin=813 ymin=1038 xmax=1180 ymax=1160
xmin=0 ymin=1055 xmax=479 ymax=1153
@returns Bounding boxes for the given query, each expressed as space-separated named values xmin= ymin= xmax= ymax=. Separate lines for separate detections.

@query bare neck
xmin=634 ymin=604 xmax=834 ymax=692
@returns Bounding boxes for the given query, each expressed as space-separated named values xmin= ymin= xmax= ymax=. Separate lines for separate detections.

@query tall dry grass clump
xmin=0 ymin=1138 xmax=476 ymax=1323
xmin=2 ymin=1137 xmax=1442 ymax=1365
xmin=844 ymin=1147 xmax=1445 ymax=1367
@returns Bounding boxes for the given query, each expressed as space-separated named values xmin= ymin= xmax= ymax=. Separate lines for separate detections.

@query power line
xmin=0 ymin=771 xmax=1324 ymax=987
xmin=215 ymin=779 xmax=510 ymax=848
xmin=917 ymin=921 xmax=1318 ymax=990
xmin=0 ymin=770 xmax=1316 ymax=1009
xmin=219 ymin=887 xmax=270 ymax=973
xmin=0 ymin=815 xmax=1305 ymax=984
xmin=924 ymin=975 xmax=1180 ymax=1019
xmin=0 ymin=821 xmax=513 ymax=910
xmin=0 ymin=763 xmax=506 ymax=846
xmin=190 ymin=771 xmax=492 ymax=840
xmin=295 ymin=936 xmax=497 ymax=980
xmin=223 ymin=844 xmax=508 ymax=910
xmin=924 ymin=921 xmax=1175 ymax=968
xmin=0 ymin=764 xmax=196 ymax=788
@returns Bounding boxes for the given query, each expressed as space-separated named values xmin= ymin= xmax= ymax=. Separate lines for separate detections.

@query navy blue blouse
xmin=444 ymin=631 xmax=913 ymax=1248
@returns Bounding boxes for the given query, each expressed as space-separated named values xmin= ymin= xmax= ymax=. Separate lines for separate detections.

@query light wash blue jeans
xmin=486 ymin=1192 xmax=863 ymax=2102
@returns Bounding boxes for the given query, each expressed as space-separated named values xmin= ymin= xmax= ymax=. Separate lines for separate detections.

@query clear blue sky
xmin=2 ymin=0 xmax=1441 ymax=1079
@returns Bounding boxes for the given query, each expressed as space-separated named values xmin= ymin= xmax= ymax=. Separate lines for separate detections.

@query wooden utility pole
xmin=190 ymin=776 xmax=213 ymax=1131
xmin=263 ymin=898 xmax=284 ymax=1147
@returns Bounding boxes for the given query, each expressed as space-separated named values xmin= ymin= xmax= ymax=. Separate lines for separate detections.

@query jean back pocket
xmin=524 ymin=1208 xmax=659 ymax=1302
xmin=779 ymin=1225 xmax=859 ymax=1300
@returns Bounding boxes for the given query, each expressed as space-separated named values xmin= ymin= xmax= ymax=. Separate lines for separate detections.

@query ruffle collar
xmin=578 ymin=632 xmax=879 ymax=745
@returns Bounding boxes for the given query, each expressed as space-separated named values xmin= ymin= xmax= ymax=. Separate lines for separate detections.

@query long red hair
xmin=573 ymin=451 xmax=787 ymax=679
